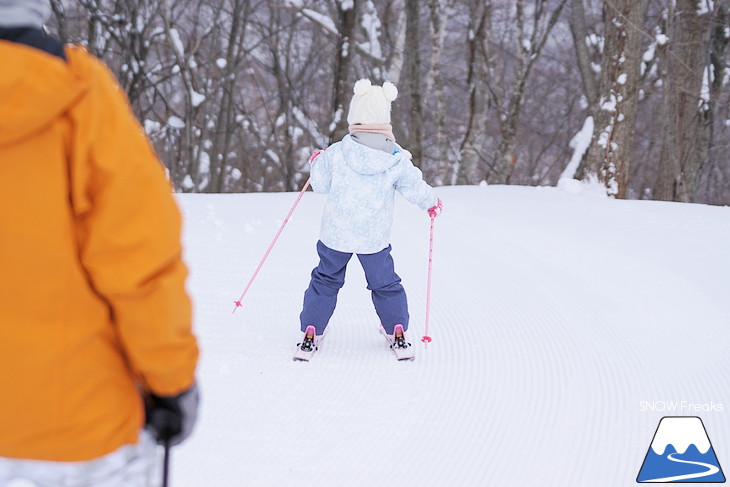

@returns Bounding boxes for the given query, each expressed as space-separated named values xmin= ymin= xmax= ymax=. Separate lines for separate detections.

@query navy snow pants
xmin=300 ymin=241 xmax=409 ymax=335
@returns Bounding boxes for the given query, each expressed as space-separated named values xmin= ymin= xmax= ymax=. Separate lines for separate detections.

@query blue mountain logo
xmin=637 ymin=416 xmax=725 ymax=483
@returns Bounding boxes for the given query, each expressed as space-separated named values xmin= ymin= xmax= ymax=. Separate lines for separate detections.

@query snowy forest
xmin=47 ymin=0 xmax=730 ymax=205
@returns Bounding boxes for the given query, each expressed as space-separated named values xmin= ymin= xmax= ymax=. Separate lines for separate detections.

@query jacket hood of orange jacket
xmin=0 ymin=40 xmax=86 ymax=146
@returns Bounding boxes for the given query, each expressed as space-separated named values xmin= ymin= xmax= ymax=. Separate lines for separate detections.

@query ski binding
xmin=381 ymin=324 xmax=415 ymax=361
xmin=293 ymin=325 xmax=323 ymax=362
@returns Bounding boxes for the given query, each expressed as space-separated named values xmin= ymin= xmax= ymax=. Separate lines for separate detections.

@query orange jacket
xmin=0 ymin=41 xmax=198 ymax=461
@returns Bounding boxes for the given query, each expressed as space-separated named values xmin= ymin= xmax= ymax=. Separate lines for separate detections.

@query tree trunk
xmin=583 ymin=0 xmax=647 ymax=198
xmin=569 ymin=0 xmax=598 ymax=109
xmin=428 ymin=0 xmax=451 ymax=184
xmin=210 ymin=0 xmax=246 ymax=192
xmin=160 ymin=2 xmax=199 ymax=191
xmin=492 ymin=0 xmax=567 ymax=185
xmin=402 ymin=0 xmax=423 ymax=167
xmin=567 ymin=0 xmax=599 ymax=185
xmin=330 ymin=1 xmax=359 ymax=143
xmin=655 ymin=0 xmax=712 ymax=202
xmin=703 ymin=0 xmax=730 ymax=201
xmin=386 ymin=9 xmax=407 ymax=84
xmin=458 ymin=0 xmax=490 ymax=185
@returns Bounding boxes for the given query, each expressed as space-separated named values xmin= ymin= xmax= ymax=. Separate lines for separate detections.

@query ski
xmin=380 ymin=324 xmax=415 ymax=361
xmin=293 ymin=325 xmax=324 ymax=362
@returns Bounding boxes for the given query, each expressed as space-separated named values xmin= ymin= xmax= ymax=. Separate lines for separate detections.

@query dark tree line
xmin=48 ymin=0 xmax=730 ymax=205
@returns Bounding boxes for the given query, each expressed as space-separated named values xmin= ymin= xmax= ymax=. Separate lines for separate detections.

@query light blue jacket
xmin=310 ymin=135 xmax=437 ymax=254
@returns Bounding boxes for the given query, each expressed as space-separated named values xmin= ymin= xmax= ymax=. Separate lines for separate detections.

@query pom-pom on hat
xmin=347 ymin=79 xmax=398 ymax=125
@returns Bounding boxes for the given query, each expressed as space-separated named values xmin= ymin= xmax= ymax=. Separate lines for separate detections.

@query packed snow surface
xmin=174 ymin=185 xmax=730 ymax=486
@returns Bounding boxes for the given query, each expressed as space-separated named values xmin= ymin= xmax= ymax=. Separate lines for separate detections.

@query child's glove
xmin=428 ymin=198 xmax=443 ymax=218
xmin=308 ymin=149 xmax=325 ymax=165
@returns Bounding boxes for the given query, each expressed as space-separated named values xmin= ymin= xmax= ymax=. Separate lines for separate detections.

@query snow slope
xmin=173 ymin=185 xmax=730 ymax=486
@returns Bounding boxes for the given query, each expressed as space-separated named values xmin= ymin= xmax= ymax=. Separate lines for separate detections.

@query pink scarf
xmin=348 ymin=123 xmax=396 ymax=142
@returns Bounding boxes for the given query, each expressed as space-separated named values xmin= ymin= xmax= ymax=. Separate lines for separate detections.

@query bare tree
xmin=45 ymin=0 xmax=729 ymax=204
xmin=703 ymin=0 xmax=730 ymax=202
xmin=458 ymin=0 xmax=491 ymax=184
xmin=491 ymin=0 xmax=568 ymax=184
xmin=582 ymin=0 xmax=647 ymax=198
xmin=207 ymin=0 xmax=251 ymax=192
xmin=400 ymin=0 xmax=424 ymax=167
xmin=568 ymin=0 xmax=598 ymax=109
xmin=653 ymin=0 xmax=713 ymax=201
xmin=427 ymin=0 xmax=454 ymax=184
xmin=329 ymin=1 xmax=360 ymax=142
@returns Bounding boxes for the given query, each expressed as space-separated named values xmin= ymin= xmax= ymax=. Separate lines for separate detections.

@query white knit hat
xmin=0 ymin=0 xmax=51 ymax=28
xmin=347 ymin=79 xmax=399 ymax=125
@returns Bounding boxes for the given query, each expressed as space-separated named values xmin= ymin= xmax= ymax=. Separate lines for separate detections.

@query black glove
xmin=145 ymin=382 xmax=199 ymax=446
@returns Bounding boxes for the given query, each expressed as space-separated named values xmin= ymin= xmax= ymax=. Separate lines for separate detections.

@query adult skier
xmin=0 ymin=1 xmax=199 ymax=484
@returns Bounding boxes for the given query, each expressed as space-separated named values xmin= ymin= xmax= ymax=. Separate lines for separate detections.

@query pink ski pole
xmin=232 ymin=178 xmax=311 ymax=313
xmin=421 ymin=214 xmax=436 ymax=345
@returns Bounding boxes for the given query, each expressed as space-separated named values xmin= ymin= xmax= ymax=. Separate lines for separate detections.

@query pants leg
xmin=300 ymin=241 xmax=353 ymax=335
xmin=0 ymin=458 xmax=11 ymax=486
xmin=357 ymin=245 xmax=409 ymax=334
xmin=0 ymin=431 xmax=159 ymax=487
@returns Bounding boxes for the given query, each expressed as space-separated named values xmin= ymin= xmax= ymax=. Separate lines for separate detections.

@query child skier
xmin=296 ymin=78 xmax=442 ymax=361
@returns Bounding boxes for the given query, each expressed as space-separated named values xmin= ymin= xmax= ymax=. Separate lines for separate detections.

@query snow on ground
xmin=173 ymin=185 xmax=730 ymax=486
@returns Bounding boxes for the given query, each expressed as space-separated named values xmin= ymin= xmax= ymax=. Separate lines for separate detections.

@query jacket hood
xmin=0 ymin=0 xmax=51 ymax=28
xmin=341 ymin=134 xmax=404 ymax=175
xmin=0 ymin=41 xmax=86 ymax=146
